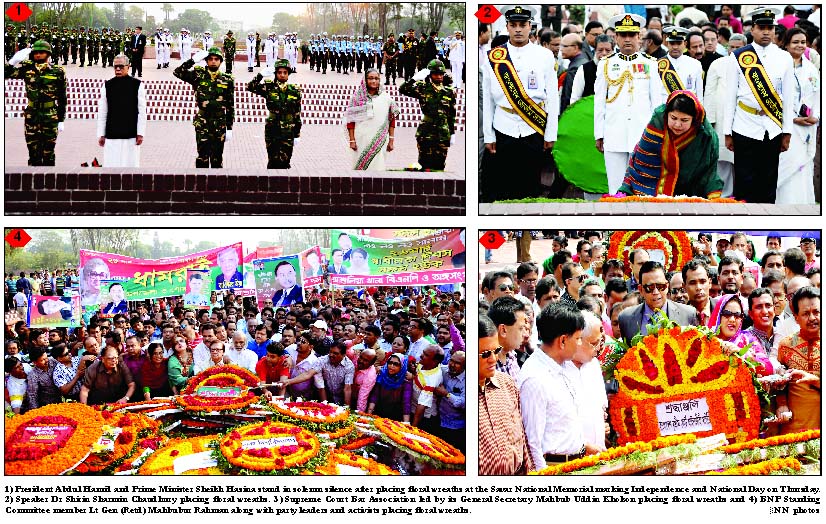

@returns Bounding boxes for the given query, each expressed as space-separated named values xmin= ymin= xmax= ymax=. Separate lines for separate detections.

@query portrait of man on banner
xmin=253 ymin=255 xmax=304 ymax=309
xmin=272 ymin=260 xmax=303 ymax=307
xmin=100 ymin=280 xmax=128 ymax=316
xmin=213 ymin=245 xmax=244 ymax=291
xmin=184 ymin=270 xmax=211 ymax=308
xmin=301 ymin=247 xmax=324 ymax=277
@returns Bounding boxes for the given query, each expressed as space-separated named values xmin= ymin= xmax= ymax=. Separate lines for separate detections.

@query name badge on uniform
xmin=527 ymin=70 xmax=537 ymax=90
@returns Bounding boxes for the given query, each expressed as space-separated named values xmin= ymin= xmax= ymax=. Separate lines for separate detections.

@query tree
xmin=112 ymin=3 xmax=126 ymax=29
xmin=445 ymin=3 xmax=465 ymax=32
xmin=162 ymin=3 xmax=174 ymax=23
xmin=171 ymin=9 xmax=213 ymax=34
xmin=125 ymin=5 xmax=144 ymax=28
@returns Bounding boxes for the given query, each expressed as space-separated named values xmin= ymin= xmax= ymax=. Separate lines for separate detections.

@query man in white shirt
xmin=449 ymin=30 xmax=465 ymax=87
xmin=519 ymin=304 xmax=600 ymax=471
xmin=567 ymin=311 xmax=609 ymax=452
xmin=723 ymin=7 xmax=795 ymax=203
xmin=482 ymin=6 xmax=558 ymax=201
xmin=178 ymin=28 xmax=192 ymax=62
xmin=226 ymin=331 xmax=258 ymax=373
xmin=657 ymin=26 xmax=703 ymax=103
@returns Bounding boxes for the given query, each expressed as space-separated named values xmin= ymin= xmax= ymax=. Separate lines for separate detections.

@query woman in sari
xmin=710 ymin=293 xmax=773 ymax=377
xmin=344 ymin=68 xmax=400 ymax=170
xmin=620 ymin=90 xmax=723 ymax=198
xmin=777 ymin=28 xmax=819 ymax=205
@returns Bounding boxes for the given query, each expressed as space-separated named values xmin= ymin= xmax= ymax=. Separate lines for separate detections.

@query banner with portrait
xmin=299 ymin=245 xmax=324 ymax=287
xmin=252 ymin=255 xmax=304 ymax=308
xmin=96 ymin=279 xmax=129 ymax=318
xmin=78 ymin=243 xmax=243 ymax=305
xmin=183 ymin=270 xmax=212 ymax=309
xmin=328 ymin=229 xmax=465 ymax=284
xmin=29 ymin=295 xmax=81 ymax=329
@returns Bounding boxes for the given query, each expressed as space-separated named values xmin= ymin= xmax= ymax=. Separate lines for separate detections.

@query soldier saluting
xmin=5 ymin=40 xmax=67 ymax=166
xmin=174 ymin=46 xmax=234 ymax=168
xmin=722 ymin=6 xmax=795 ymax=204
xmin=400 ymin=58 xmax=457 ymax=171
xmin=246 ymin=59 xmax=302 ymax=169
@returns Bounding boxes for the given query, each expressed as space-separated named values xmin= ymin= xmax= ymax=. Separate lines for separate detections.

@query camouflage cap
xmin=31 ymin=40 xmax=52 ymax=54
xmin=274 ymin=58 xmax=291 ymax=72
xmin=206 ymin=46 xmax=224 ymax=61
xmin=427 ymin=58 xmax=446 ymax=73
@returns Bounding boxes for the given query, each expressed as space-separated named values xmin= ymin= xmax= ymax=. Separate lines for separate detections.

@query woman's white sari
xmin=343 ymin=74 xmax=400 ymax=170
xmin=777 ymin=57 xmax=819 ymax=205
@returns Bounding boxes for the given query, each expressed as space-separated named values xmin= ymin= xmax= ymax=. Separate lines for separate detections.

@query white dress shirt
xmin=482 ymin=41 xmax=559 ymax=143
xmin=225 ymin=347 xmax=259 ymax=373
xmin=518 ymin=349 xmax=585 ymax=469
xmin=567 ymin=359 xmax=608 ymax=451
xmin=594 ymin=52 xmax=663 ymax=152
xmin=723 ymin=42 xmax=796 ymax=140
xmin=663 ymin=54 xmax=704 ymax=103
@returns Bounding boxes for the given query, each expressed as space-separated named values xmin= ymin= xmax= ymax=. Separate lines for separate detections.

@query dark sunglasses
xmin=479 ymin=347 xmax=503 ymax=359
xmin=642 ymin=283 xmax=669 ymax=293
xmin=498 ymin=284 xmax=514 ymax=292
xmin=669 ymin=287 xmax=686 ymax=295
xmin=113 ymin=64 xmax=128 ymax=69
xmin=720 ymin=310 xmax=744 ymax=319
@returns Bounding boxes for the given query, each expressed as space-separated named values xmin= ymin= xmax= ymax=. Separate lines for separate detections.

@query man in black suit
xmin=271 ymin=260 xmax=303 ymax=307
xmin=130 ymin=25 xmax=146 ymax=77
xmin=618 ymin=261 xmax=698 ymax=343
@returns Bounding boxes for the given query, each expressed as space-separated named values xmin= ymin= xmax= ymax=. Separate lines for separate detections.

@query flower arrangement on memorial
xmin=113 ymin=435 xmax=169 ymax=474
xmin=75 ymin=412 xmax=159 ymax=474
xmin=267 ymin=399 xmax=352 ymax=432
xmin=609 ymin=324 xmax=760 ymax=445
xmin=706 ymin=457 xmax=803 ymax=475
xmin=606 ymin=230 xmax=693 ymax=278
xmin=373 ymin=417 xmax=465 ymax=469
xmin=176 ymin=364 xmax=262 ymax=413
xmin=712 ymin=430 xmax=821 ymax=469
xmin=338 ymin=434 xmax=379 ymax=451
xmin=531 ymin=434 xmax=699 ymax=475
xmin=137 ymin=435 xmax=223 ymax=475
xmin=598 ymin=194 xmax=741 ymax=204
xmin=5 ymin=402 xmax=105 ymax=475
xmin=214 ymin=420 xmax=327 ymax=475
xmin=317 ymin=422 xmax=357 ymax=446
xmin=307 ymin=450 xmax=399 ymax=476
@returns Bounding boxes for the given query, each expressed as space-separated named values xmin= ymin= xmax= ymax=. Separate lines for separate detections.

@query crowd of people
xmin=6 ymin=32 xmax=460 ymax=172
xmin=5 ymin=276 xmax=467 ymax=453
xmin=480 ymin=5 xmax=821 ymax=204
xmin=478 ymin=230 xmax=820 ymax=474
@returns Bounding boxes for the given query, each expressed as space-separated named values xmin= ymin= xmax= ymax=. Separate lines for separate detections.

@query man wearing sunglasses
xmin=96 ymin=54 xmax=146 ymax=167
xmin=559 ymin=262 xmax=585 ymax=309
xmin=618 ymin=261 xmax=698 ymax=344
xmin=481 ymin=270 xmax=515 ymax=305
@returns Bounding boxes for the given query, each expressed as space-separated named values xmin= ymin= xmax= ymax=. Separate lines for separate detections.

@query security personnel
xmin=223 ymin=30 xmax=236 ymax=74
xmin=482 ymin=6 xmax=558 ymax=200
xmin=594 ymin=12 xmax=663 ymax=193
xmin=400 ymin=59 xmax=457 ymax=171
xmin=60 ymin=28 xmax=70 ymax=65
xmin=173 ymin=46 xmax=234 ymax=168
xmin=247 ymin=59 xmax=302 ymax=169
xmin=4 ymin=24 xmax=17 ymax=61
xmin=78 ymin=26 xmax=87 ymax=66
xmin=202 ymin=30 xmax=214 ymax=52
xmin=5 ymin=40 xmax=67 ymax=166
xmin=246 ymin=31 xmax=256 ymax=72
xmin=255 ymin=31 xmax=261 ymax=67
xmin=382 ymin=33 xmax=399 ymax=85
xmin=318 ymin=33 xmax=329 ymax=73
xmin=722 ymin=6 xmax=795 ymax=204
xmin=374 ymin=36 xmax=383 ymax=73
xmin=399 ymin=28 xmax=419 ymax=80
xmin=658 ymin=26 xmax=703 ymax=103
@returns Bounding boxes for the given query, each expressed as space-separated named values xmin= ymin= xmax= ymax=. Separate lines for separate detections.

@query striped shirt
xmin=479 ymin=371 xmax=533 ymax=475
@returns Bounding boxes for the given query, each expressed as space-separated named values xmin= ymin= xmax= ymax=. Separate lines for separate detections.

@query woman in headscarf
xmin=620 ymin=90 xmax=723 ymax=198
xmin=344 ymin=68 xmax=400 ymax=170
xmin=366 ymin=353 xmax=412 ymax=422
xmin=710 ymin=293 xmax=773 ymax=377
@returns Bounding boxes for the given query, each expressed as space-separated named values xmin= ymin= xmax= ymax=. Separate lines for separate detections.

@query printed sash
xmin=657 ymin=57 xmax=685 ymax=94
xmin=733 ymin=45 xmax=783 ymax=128
xmin=488 ymin=46 xmax=547 ymax=135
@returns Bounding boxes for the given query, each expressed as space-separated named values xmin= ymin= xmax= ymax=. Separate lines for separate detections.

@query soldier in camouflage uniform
xmin=174 ymin=46 xmax=234 ymax=168
xmin=69 ymin=27 xmax=78 ymax=64
xmin=5 ymin=40 xmax=67 ymax=166
xmin=60 ymin=28 xmax=70 ymax=65
xmin=78 ymin=27 xmax=87 ymax=66
xmin=399 ymin=59 xmax=456 ymax=171
xmin=382 ymin=33 xmax=400 ymax=85
xmin=5 ymin=24 xmax=17 ymax=61
xmin=246 ymin=59 xmax=301 ymax=169
xmin=223 ymin=30 xmax=236 ymax=74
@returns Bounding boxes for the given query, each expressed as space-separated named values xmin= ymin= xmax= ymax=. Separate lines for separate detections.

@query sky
xmin=106 ymin=2 xmax=307 ymax=29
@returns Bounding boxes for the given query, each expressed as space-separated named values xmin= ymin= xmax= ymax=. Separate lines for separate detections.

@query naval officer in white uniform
xmin=594 ymin=13 xmax=663 ymax=194
xmin=658 ymin=26 xmax=704 ymax=104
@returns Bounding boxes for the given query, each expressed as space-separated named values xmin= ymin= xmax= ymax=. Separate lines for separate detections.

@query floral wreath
xmin=713 ymin=430 xmax=820 ymax=469
xmin=609 ymin=326 xmax=760 ymax=445
xmin=137 ymin=435 xmax=223 ymax=475
xmin=5 ymin=403 xmax=104 ymax=475
xmin=307 ymin=450 xmax=398 ymax=476
xmin=606 ymin=231 xmax=693 ymax=278
xmin=113 ymin=435 xmax=169 ymax=474
xmin=707 ymin=457 xmax=802 ymax=475
xmin=176 ymin=364 xmax=261 ymax=413
xmin=215 ymin=421 xmax=327 ymax=475
xmin=373 ymin=417 xmax=464 ymax=469
xmin=75 ymin=411 xmax=159 ymax=474
xmin=599 ymin=195 xmax=741 ymax=204
xmin=269 ymin=399 xmax=350 ymax=428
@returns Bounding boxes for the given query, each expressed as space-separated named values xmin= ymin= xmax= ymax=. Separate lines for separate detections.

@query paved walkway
xmin=4 ymin=58 xmax=466 ymax=172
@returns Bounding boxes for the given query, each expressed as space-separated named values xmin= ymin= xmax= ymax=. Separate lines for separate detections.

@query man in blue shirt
xmin=435 ymin=350 xmax=465 ymax=452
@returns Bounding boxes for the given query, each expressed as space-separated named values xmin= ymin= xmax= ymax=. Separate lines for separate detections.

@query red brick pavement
xmin=4 ymin=58 xmax=466 ymax=172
